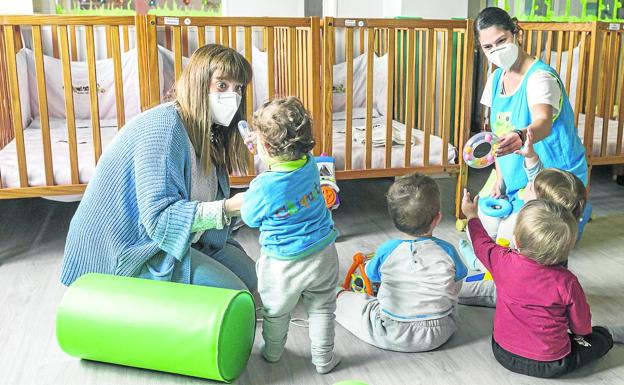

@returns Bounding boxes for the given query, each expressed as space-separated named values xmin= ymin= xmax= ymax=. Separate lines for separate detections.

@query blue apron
xmin=489 ymin=59 xmax=587 ymax=211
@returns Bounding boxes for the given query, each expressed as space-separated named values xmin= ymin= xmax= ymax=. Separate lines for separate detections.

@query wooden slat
xmin=69 ymin=25 xmax=78 ymax=60
xmin=535 ymin=30 xmax=543 ymax=59
xmin=85 ymin=25 xmax=102 ymax=162
xmin=455 ymin=20 xmax=475 ymax=219
xmin=110 ymin=25 xmax=125 ymax=129
xmin=198 ymin=26 xmax=206 ymax=49
xmin=596 ymin=31 xmax=610 ymax=118
xmin=3 ymin=26 xmax=28 ymax=187
xmin=51 ymin=25 xmax=59 ymax=58
xmin=308 ymin=17 xmax=322 ymax=156
xmin=221 ymin=26 xmax=229 ymax=46
xmin=423 ymin=28 xmax=435 ymax=167
xmin=322 ymin=18 xmax=335 ymax=155
xmin=364 ymin=27 xmax=375 ymax=169
xmin=574 ymin=32 xmax=587 ymax=128
xmin=243 ymin=26 xmax=254 ymax=174
xmin=606 ymin=32 xmax=619 ymax=121
xmin=454 ymin=31 xmax=463 ymax=147
xmin=135 ymin=15 xmax=150 ymax=110
xmin=288 ymin=27 xmax=297 ymax=96
xmin=32 ymin=26 xmax=54 ymax=186
xmin=403 ymin=28 xmax=416 ymax=168
xmin=173 ymin=26 xmax=183 ymax=81
xmin=602 ymin=32 xmax=618 ymax=156
xmin=122 ymin=25 xmax=130 ymax=52
xmin=436 ymin=31 xmax=443 ymax=138
xmin=544 ymin=30 xmax=553 ymax=65
xmin=417 ymin=30 xmax=424 ymax=129
xmin=58 ymin=25 xmax=80 ymax=184
xmin=555 ymin=30 xmax=564 ymax=74
xmin=441 ymin=28 xmax=453 ymax=166
xmin=229 ymin=25 xmax=237 ymax=51
xmin=145 ymin=15 xmax=160 ymax=107
xmin=267 ymin=27 xmax=275 ymax=100
xmin=0 ymin=185 xmax=88 ymax=199
xmin=582 ymin=22 xmax=604 ymax=161
xmin=215 ymin=25 xmax=221 ymax=44
xmin=359 ymin=28 xmax=365 ymax=55
xmin=345 ymin=27 xmax=354 ymax=170
xmin=165 ymin=26 xmax=172 ymax=50
xmin=617 ymin=50 xmax=624 ymax=156
xmin=565 ymin=31 xmax=575 ymax=94
xmin=526 ymin=30 xmax=533 ymax=56
xmin=297 ymin=30 xmax=303 ymax=100
xmin=0 ymin=15 xmax=136 ymax=26
xmin=398 ymin=30 xmax=404 ymax=122
xmin=385 ymin=28 xmax=395 ymax=168
xmin=106 ymin=26 xmax=113 ymax=58
xmin=393 ymin=29 xmax=399 ymax=120
xmin=181 ymin=26 xmax=189 ymax=58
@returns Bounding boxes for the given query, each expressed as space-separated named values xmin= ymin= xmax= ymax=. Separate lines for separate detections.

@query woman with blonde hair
xmin=60 ymin=44 xmax=257 ymax=291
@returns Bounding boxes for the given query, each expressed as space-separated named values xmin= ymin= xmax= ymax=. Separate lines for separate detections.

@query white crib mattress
xmin=0 ymin=118 xmax=119 ymax=189
xmin=577 ymin=114 xmax=624 ymax=157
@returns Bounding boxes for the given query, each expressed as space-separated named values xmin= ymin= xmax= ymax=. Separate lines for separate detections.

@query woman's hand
xmin=225 ymin=192 xmax=245 ymax=217
xmin=462 ymin=188 xmax=479 ymax=220
xmin=496 ymin=131 xmax=523 ymax=156
xmin=244 ymin=131 xmax=258 ymax=155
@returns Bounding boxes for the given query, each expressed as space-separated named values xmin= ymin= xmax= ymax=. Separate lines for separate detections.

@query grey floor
xmin=1 ymin=167 xmax=623 ymax=385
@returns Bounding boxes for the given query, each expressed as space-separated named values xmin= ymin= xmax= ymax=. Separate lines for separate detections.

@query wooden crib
xmin=321 ymin=17 xmax=475 ymax=216
xmin=0 ymin=15 xmax=141 ymax=199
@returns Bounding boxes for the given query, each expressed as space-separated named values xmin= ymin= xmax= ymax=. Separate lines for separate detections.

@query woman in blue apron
xmin=473 ymin=7 xmax=587 ymax=241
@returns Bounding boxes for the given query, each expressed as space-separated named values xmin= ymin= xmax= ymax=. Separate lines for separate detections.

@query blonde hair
xmin=173 ymin=44 xmax=252 ymax=174
xmin=386 ymin=173 xmax=440 ymax=236
xmin=252 ymin=97 xmax=315 ymax=161
xmin=533 ymin=168 xmax=586 ymax=220
xmin=514 ymin=199 xmax=578 ymax=265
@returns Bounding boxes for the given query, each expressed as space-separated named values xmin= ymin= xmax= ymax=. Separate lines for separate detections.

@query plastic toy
xmin=342 ymin=252 xmax=379 ymax=296
xmin=479 ymin=196 xmax=513 ymax=218
xmin=315 ymin=154 xmax=340 ymax=210
xmin=463 ymin=132 xmax=500 ymax=169
xmin=237 ymin=120 xmax=255 ymax=152
xmin=465 ymin=271 xmax=493 ymax=282
xmin=56 ymin=273 xmax=255 ymax=382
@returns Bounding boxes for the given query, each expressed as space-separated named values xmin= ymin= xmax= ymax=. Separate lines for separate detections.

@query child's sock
xmin=315 ymin=353 xmax=341 ymax=374
xmin=459 ymin=239 xmax=480 ymax=271
xmin=606 ymin=325 xmax=624 ymax=343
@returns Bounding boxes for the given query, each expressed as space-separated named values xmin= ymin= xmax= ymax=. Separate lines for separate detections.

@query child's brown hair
xmin=253 ymin=96 xmax=315 ymax=161
xmin=386 ymin=173 xmax=440 ymax=236
xmin=514 ymin=199 xmax=578 ymax=265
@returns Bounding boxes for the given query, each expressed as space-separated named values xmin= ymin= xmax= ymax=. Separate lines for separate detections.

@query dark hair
xmin=253 ymin=96 xmax=315 ymax=161
xmin=386 ymin=173 xmax=440 ymax=236
xmin=474 ymin=7 xmax=519 ymax=40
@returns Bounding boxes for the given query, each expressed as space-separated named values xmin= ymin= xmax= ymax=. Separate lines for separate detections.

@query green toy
xmin=56 ymin=273 xmax=255 ymax=382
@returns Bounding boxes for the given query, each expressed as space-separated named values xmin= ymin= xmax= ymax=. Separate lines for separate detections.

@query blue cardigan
xmin=60 ymin=103 xmax=231 ymax=285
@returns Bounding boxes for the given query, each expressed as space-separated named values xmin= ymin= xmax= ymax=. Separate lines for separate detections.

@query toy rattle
xmin=463 ymin=132 xmax=500 ymax=169
xmin=342 ymin=252 xmax=379 ymax=296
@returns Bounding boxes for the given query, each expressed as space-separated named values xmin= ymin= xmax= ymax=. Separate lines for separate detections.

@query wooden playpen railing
xmin=321 ymin=17 xmax=475 ymax=216
xmin=142 ymin=15 xmax=322 ymax=185
xmin=0 ymin=15 xmax=139 ymax=199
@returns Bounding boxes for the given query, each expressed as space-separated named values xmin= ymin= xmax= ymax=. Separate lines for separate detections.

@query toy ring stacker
xmin=463 ymin=132 xmax=500 ymax=169
xmin=479 ymin=196 xmax=513 ymax=218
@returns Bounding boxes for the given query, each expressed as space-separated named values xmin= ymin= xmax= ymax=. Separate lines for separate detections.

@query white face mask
xmin=485 ymin=40 xmax=519 ymax=71
xmin=209 ymin=92 xmax=242 ymax=126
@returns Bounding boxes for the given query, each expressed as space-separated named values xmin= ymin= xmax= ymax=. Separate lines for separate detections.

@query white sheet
xmin=0 ymin=118 xmax=118 ymax=189
xmin=577 ymin=113 xmax=624 ymax=157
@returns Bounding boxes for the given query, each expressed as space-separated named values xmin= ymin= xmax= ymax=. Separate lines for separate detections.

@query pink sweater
xmin=468 ymin=218 xmax=592 ymax=361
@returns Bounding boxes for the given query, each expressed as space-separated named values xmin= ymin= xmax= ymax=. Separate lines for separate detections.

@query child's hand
xmin=491 ymin=178 xmax=504 ymax=198
xmin=461 ymin=188 xmax=479 ymax=220
xmin=225 ymin=192 xmax=245 ymax=217
xmin=514 ymin=128 xmax=539 ymax=168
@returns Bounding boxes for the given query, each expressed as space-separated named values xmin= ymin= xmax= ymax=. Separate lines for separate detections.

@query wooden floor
xmin=1 ymin=167 xmax=623 ymax=385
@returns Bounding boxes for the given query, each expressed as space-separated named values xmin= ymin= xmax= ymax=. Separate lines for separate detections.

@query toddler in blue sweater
xmin=237 ymin=97 xmax=340 ymax=374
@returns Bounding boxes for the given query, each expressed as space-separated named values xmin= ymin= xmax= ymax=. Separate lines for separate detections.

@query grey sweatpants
xmin=257 ymin=243 xmax=339 ymax=366
xmin=335 ymin=291 xmax=458 ymax=352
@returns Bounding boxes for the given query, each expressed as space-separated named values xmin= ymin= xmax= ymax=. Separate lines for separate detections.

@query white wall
xmin=400 ymin=0 xmax=475 ymax=19
xmin=324 ymin=0 xmax=483 ymax=19
xmin=222 ymin=0 xmax=305 ymax=17
xmin=0 ymin=0 xmax=34 ymax=14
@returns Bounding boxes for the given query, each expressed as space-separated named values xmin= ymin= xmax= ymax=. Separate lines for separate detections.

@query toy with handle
xmin=237 ymin=120 xmax=255 ymax=152
xmin=342 ymin=252 xmax=377 ymax=296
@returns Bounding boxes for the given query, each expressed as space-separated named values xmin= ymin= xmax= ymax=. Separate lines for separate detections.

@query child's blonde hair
xmin=386 ymin=173 xmax=440 ymax=236
xmin=514 ymin=199 xmax=578 ymax=265
xmin=253 ymin=97 xmax=315 ymax=161
xmin=533 ymin=168 xmax=586 ymax=220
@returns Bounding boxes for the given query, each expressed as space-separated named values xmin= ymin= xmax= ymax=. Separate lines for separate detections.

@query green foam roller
xmin=56 ymin=273 xmax=255 ymax=382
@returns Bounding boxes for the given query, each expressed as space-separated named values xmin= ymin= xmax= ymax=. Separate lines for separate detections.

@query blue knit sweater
xmin=60 ymin=103 xmax=231 ymax=286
